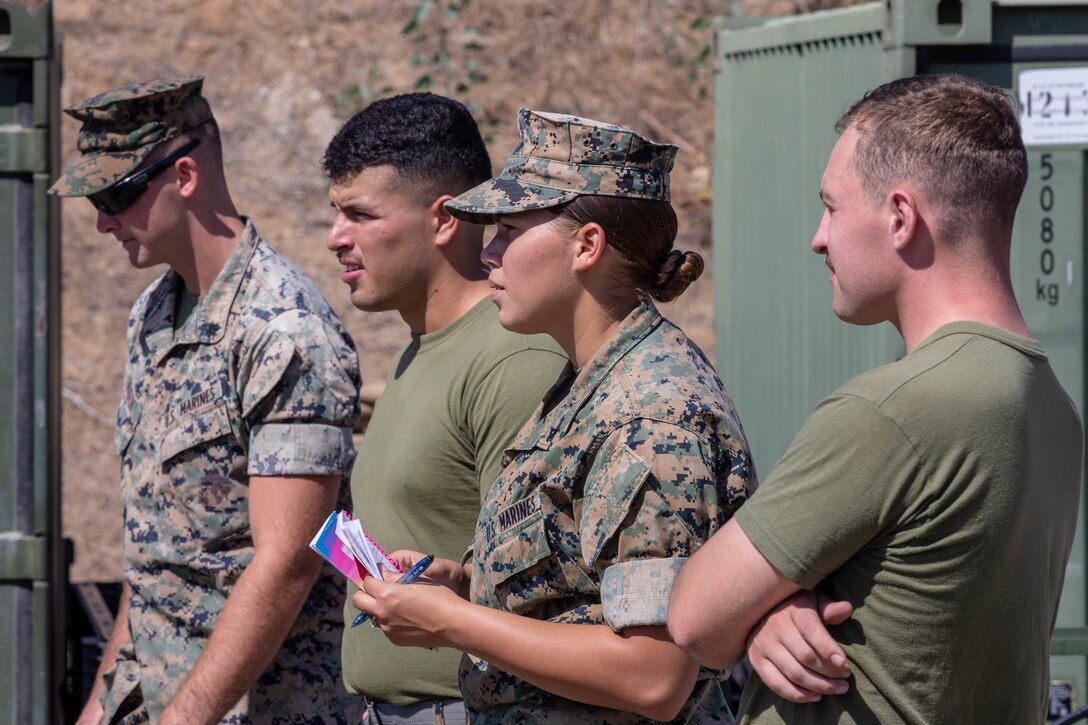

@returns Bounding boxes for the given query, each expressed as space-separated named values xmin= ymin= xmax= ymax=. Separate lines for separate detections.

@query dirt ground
xmin=56 ymin=0 xmax=859 ymax=582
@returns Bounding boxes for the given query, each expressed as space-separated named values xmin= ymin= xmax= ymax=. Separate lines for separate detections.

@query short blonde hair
xmin=837 ymin=74 xmax=1027 ymax=241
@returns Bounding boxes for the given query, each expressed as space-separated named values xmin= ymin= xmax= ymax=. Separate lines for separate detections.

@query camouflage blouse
xmin=104 ymin=220 xmax=363 ymax=723
xmin=461 ymin=299 xmax=756 ymax=724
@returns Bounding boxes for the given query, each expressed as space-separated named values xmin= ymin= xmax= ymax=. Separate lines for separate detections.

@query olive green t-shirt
xmin=737 ymin=322 xmax=1082 ymax=724
xmin=173 ymin=286 xmax=201 ymax=331
xmin=341 ymin=297 xmax=566 ymax=705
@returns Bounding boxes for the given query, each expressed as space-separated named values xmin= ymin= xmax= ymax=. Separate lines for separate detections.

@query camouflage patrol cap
xmin=445 ymin=108 xmax=678 ymax=224
xmin=49 ymin=75 xmax=212 ymax=197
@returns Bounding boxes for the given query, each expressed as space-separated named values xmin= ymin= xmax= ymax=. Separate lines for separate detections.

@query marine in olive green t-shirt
xmin=341 ymin=297 xmax=566 ymax=706
xmin=736 ymin=322 xmax=1082 ymax=724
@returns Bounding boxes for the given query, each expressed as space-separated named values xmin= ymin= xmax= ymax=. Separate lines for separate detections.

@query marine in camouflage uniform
xmin=51 ymin=77 xmax=364 ymax=723
xmin=443 ymin=110 xmax=756 ymax=723
xmin=461 ymin=299 xmax=753 ymax=723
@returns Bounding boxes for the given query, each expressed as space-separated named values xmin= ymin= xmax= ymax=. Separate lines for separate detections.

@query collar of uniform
xmin=142 ymin=218 xmax=258 ymax=366
xmin=550 ymin=297 xmax=662 ymax=439
xmin=171 ymin=217 xmax=258 ymax=346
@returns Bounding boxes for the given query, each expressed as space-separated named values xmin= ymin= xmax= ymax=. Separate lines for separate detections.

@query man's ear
xmin=888 ymin=188 xmax=919 ymax=252
xmin=572 ymin=222 xmax=607 ymax=272
xmin=176 ymin=156 xmax=199 ymax=200
xmin=430 ymin=194 xmax=459 ymax=247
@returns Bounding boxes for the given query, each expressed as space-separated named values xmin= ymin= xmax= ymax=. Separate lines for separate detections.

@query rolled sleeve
xmin=235 ymin=310 xmax=361 ymax=478
xmin=601 ymin=557 xmax=686 ymax=631
xmin=248 ymin=422 xmax=356 ymax=476
xmin=582 ymin=419 xmax=746 ymax=633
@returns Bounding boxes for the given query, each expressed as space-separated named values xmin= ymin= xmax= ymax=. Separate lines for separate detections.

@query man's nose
xmin=96 ymin=209 xmax=119 ymax=235
xmin=326 ymin=216 xmax=351 ymax=252
xmin=811 ymin=210 xmax=830 ymax=254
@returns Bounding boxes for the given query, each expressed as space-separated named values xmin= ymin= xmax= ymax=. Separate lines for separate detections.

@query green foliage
xmin=402 ymin=0 xmax=487 ymax=98
xmin=333 ymin=60 xmax=394 ymax=119
xmin=653 ymin=0 xmax=726 ymax=101
xmin=333 ymin=0 xmax=496 ymax=133
xmin=334 ymin=0 xmax=779 ymax=126
xmin=400 ymin=0 xmax=500 ymax=140
xmin=402 ymin=0 xmax=433 ymax=34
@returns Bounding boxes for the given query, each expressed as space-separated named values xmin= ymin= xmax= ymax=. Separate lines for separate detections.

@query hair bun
xmin=652 ymin=249 xmax=704 ymax=302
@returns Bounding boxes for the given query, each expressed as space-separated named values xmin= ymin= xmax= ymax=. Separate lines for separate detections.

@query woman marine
xmin=354 ymin=109 xmax=755 ymax=723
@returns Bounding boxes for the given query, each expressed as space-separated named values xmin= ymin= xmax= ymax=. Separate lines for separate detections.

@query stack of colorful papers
xmin=309 ymin=510 xmax=403 ymax=588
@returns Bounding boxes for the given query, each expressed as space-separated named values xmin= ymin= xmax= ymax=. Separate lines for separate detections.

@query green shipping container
xmin=0 ymin=2 xmax=63 ymax=724
xmin=713 ymin=0 xmax=1088 ymax=717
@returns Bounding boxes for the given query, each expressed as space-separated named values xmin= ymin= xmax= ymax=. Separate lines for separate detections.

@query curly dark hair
xmin=322 ymin=92 xmax=491 ymax=202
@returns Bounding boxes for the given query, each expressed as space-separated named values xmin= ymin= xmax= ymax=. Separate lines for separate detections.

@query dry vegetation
xmin=57 ymin=0 xmax=858 ymax=581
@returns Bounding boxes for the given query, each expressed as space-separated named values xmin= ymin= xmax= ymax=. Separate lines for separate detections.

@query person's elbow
xmin=667 ymin=605 xmax=744 ymax=671
xmin=628 ymin=658 xmax=700 ymax=721
xmin=254 ymin=540 xmax=325 ymax=593
xmin=634 ymin=690 xmax=690 ymax=722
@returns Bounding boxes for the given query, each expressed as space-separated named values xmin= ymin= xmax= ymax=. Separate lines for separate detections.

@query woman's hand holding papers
xmin=352 ymin=551 xmax=472 ymax=649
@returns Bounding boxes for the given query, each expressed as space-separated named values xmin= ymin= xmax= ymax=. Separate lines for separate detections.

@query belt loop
xmin=433 ymin=699 xmax=445 ymax=725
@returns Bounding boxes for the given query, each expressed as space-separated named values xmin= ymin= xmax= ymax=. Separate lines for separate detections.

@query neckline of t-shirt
xmin=410 ymin=296 xmax=492 ymax=353
xmin=915 ymin=320 xmax=1046 ymax=360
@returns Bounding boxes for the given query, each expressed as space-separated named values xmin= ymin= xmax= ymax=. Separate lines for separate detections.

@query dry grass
xmin=57 ymin=0 xmax=855 ymax=581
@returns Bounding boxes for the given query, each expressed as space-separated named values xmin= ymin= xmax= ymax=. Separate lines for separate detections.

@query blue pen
xmin=352 ymin=554 xmax=436 ymax=628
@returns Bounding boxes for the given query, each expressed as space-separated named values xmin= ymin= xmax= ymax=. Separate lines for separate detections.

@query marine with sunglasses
xmin=51 ymin=76 xmax=366 ymax=724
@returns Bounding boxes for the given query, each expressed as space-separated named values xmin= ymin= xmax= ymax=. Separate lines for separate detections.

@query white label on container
xmin=1019 ymin=67 xmax=1088 ymax=146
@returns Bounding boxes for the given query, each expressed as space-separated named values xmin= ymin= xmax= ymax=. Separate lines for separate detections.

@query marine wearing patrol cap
xmin=444 ymin=108 xmax=678 ymax=224
xmin=50 ymin=75 xmax=212 ymax=197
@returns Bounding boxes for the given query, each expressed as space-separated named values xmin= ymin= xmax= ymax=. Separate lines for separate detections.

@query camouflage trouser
xmin=362 ymin=697 xmax=466 ymax=725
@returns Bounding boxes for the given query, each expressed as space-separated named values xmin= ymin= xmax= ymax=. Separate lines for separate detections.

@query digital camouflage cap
xmin=49 ymin=75 xmax=212 ymax=197
xmin=445 ymin=108 xmax=678 ymax=224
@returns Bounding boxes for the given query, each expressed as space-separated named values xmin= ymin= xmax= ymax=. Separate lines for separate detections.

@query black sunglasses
xmin=88 ymin=138 xmax=201 ymax=216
